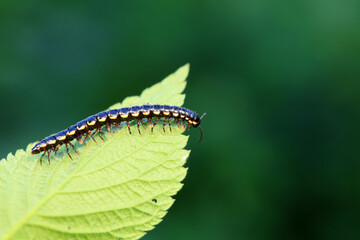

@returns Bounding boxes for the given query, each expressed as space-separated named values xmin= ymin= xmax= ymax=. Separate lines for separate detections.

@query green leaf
xmin=0 ymin=64 xmax=190 ymax=240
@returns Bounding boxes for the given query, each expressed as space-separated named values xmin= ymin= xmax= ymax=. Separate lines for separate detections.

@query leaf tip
xmin=177 ymin=63 xmax=190 ymax=78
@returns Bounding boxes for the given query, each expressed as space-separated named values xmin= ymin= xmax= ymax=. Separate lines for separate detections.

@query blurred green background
xmin=1 ymin=1 xmax=359 ymax=239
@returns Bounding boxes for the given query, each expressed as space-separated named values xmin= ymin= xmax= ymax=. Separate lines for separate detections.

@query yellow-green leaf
xmin=0 ymin=64 xmax=190 ymax=240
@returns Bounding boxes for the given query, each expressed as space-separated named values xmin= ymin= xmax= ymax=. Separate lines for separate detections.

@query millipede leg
xmin=65 ymin=144 xmax=73 ymax=160
xmin=83 ymin=132 xmax=91 ymax=147
xmin=117 ymin=122 xmax=122 ymax=131
xmin=83 ymin=135 xmax=88 ymax=147
xmin=40 ymin=151 xmax=46 ymax=165
xmin=180 ymin=119 xmax=185 ymax=129
xmin=153 ymin=118 xmax=160 ymax=133
xmin=90 ymin=130 xmax=98 ymax=143
xmin=98 ymin=128 xmax=105 ymax=141
xmin=141 ymin=119 xmax=148 ymax=133
xmin=47 ymin=150 xmax=51 ymax=164
xmin=106 ymin=123 xmax=112 ymax=135
xmin=111 ymin=123 xmax=114 ymax=133
xmin=54 ymin=147 xmax=58 ymax=160
xmin=69 ymin=142 xmax=79 ymax=156
xmin=163 ymin=118 xmax=167 ymax=133
xmin=76 ymin=135 xmax=83 ymax=144
xmin=168 ymin=118 xmax=172 ymax=133
xmin=127 ymin=121 xmax=132 ymax=134
xmin=147 ymin=118 xmax=153 ymax=133
xmin=112 ymin=122 xmax=119 ymax=132
xmin=175 ymin=119 xmax=181 ymax=129
xmin=109 ymin=123 xmax=113 ymax=134
xmin=154 ymin=118 xmax=160 ymax=127
xmin=198 ymin=126 xmax=204 ymax=143
xmin=137 ymin=119 xmax=141 ymax=135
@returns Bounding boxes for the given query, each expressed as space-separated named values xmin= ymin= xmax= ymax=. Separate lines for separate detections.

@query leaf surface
xmin=0 ymin=64 xmax=190 ymax=240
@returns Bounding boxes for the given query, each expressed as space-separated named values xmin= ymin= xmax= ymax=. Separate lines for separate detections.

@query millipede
xmin=31 ymin=104 xmax=206 ymax=164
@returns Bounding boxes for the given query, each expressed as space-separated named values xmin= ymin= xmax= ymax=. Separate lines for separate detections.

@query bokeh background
xmin=1 ymin=1 xmax=359 ymax=239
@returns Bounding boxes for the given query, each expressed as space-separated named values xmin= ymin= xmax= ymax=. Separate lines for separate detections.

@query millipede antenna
xmin=198 ymin=126 xmax=204 ymax=143
xmin=198 ymin=112 xmax=206 ymax=143
xmin=200 ymin=112 xmax=207 ymax=120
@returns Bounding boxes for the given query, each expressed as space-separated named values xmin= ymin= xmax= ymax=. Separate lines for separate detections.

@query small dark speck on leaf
xmin=68 ymin=226 xmax=71 ymax=230
xmin=152 ymin=199 xmax=157 ymax=203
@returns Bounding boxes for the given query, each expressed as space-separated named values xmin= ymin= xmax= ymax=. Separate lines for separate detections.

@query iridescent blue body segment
xmin=31 ymin=105 xmax=205 ymax=164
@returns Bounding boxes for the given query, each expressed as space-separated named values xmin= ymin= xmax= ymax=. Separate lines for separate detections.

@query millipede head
xmin=192 ymin=112 xmax=206 ymax=128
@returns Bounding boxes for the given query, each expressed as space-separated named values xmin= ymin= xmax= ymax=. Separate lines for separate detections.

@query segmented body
xmin=31 ymin=104 xmax=205 ymax=164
